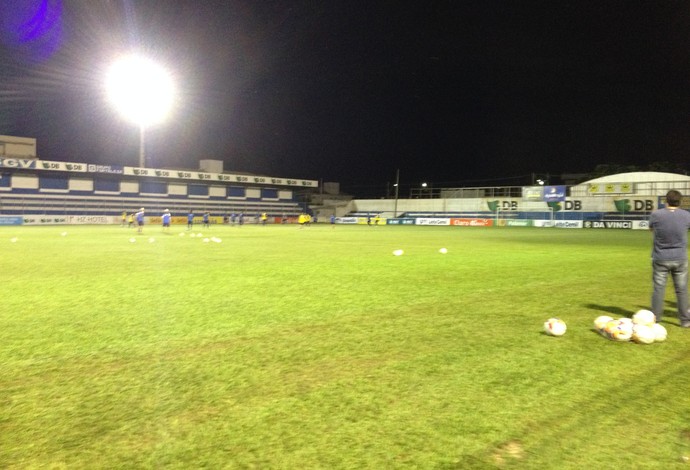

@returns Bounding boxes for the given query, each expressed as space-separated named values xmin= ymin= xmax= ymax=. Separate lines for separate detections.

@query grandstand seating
xmin=0 ymin=171 xmax=303 ymax=218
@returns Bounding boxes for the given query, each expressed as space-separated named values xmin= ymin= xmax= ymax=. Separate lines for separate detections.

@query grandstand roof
xmin=582 ymin=172 xmax=690 ymax=184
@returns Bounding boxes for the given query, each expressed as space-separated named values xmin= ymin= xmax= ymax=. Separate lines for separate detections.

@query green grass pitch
xmin=1 ymin=224 xmax=690 ymax=468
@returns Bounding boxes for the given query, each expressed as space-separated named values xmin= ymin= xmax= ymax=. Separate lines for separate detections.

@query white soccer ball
xmin=606 ymin=318 xmax=633 ymax=342
xmin=211 ymin=237 xmax=222 ymax=243
xmin=632 ymin=324 xmax=655 ymax=344
xmin=179 ymin=232 xmax=185 ymax=237
xmin=129 ymin=238 xmax=136 ymax=243
xmin=632 ymin=309 xmax=656 ymax=326
xmin=148 ymin=237 xmax=155 ymax=243
xmin=203 ymin=238 xmax=210 ymax=243
xmin=594 ymin=315 xmax=614 ymax=333
xmin=393 ymin=249 xmax=404 ymax=256
xmin=439 ymin=248 xmax=448 ymax=254
xmin=9 ymin=237 xmax=18 ymax=243
xmin=651 ymin=323 xmax=667 ymax=342
xmin=544 ymin=318 xmax=567 ymax=337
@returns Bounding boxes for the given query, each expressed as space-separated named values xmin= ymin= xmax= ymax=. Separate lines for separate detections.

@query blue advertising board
xmin=543 ymin=185 xmax=566 ymax=202
xmin=0 ymin=216 xmax=23 ymax=225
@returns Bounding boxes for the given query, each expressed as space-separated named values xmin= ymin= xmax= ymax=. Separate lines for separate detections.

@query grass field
xmin=1 ymin=223 xmax=690 ymax=468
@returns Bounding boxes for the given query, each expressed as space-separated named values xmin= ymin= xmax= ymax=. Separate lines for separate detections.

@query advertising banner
xmin=543 ymin=185 xmax=566 ymax=202
xmin=336 ymin=217 xmax=358 ymax=224
xmin=633 ymin=220 xmax=650 ymax=230
xmin=386 ymin=218 xmax=416 ymax=225
xmin=554 ymin=220 xmax=583 ymax=229
xmin=149 ymin=216 xmax=224 ymax=225
xmin=0 ymin=157 xmax=37 ymax=169
xmin=0 ymin=216 xmax=23 ymax=225
xmin=416 ymin=218 xmax=451 ymax=226
xmin=68 ymin=216 xmax=112 ymax=224
xmin=522 ymin=186 xmax=544 ymax=201
xmin=583 ymin=220 xmax=633 ymax=229
xmin=123 ymin=166 xmax=318 ymax=188
xmin=87 ymin=164 xmax=124 ymax=174
xmin=588 ymin=183 xmax=634 ymax=194
xmin=38 ymin=161 xmax=87 ymax=172
xmin=22 ymin=216 xmax=67 ymax=225
xmin=450 ymin=218 xmax=493 ymax=227
xmin=501 ymin=219 xmax=533 ymax=227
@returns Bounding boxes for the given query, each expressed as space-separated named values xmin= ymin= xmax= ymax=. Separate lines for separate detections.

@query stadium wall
xmin=350 ymin=195 xmax=660 ymax=219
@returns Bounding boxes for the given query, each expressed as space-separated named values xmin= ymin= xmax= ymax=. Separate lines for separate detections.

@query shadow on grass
xmin=586 ymin=302 xmax=680 ymax=326
xmin=584 ymin=303 xmax=631 ymax=317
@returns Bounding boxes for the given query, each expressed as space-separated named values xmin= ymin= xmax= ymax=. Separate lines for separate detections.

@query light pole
xmin=106 ymin=55 xmax=175 ymax=167
xmin=393 ymin=168 xmax=400 ymax=218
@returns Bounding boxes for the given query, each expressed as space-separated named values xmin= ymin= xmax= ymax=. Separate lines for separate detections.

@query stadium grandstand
xmin=0 ymin=136 xmax=316 ymax=225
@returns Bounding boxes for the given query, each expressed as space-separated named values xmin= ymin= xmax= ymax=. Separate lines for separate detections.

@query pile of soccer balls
xmin=594 ymin=309 xmax=667 ymax=344
xmin=544 ymin=309 xmax=668 ymax=344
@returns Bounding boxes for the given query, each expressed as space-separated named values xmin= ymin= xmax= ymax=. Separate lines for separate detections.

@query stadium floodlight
xmin=105 ymin=55 xmax=175 ymax=168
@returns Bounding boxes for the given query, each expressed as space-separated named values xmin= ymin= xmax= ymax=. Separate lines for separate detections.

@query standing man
xmin=649 ymin=189 xmax=690 ymax=327
xmin=187 ymin=210 xmax=194 ymax=231
xmin=162 ymin=209 xmax=171 ymax=233
xmin=135 ymin=207 xmax=145 ymax=233
xmin=203 ymin=211 xmax=210 ymax=229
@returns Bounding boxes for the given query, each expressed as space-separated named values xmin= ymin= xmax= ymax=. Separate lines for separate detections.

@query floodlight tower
xmin=105 ymin=55 xmax=174 ymax=167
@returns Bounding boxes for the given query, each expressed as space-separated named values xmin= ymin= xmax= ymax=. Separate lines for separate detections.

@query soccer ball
xmin=393 ymin=249 xmax=404 ymax=256
xmin=439 ymin=248 xmax=448 ymax=254
xmin=632 ymin=309 xmax=656 ymax=326
xmin=651 ymin=323 xmax=667 ymax=342
xmin=544 ymin=318 xmax=567 ymax=336
xmin=594 ymin=315 xmax=614 ymax=334
xmin=606 ymin=318 xmax=633 ymax=342
xmin=632 ymin=324 xmax=655 ymax=344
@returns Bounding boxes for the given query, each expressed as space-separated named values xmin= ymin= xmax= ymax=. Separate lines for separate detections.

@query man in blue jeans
xmin=649 ymin=190 xmax=690 ymax=327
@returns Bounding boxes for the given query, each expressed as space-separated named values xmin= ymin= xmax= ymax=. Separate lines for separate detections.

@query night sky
xmin=2 ymin=1 xmax=690 ymax=197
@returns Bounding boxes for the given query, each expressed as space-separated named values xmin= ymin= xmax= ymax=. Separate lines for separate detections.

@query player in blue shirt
xmin=162 ymin=209 xmax=171 ymax=233
xmin=187 ymin=210 xmax=194 ymax=230
xmin=203 ymin=211 xmax=210 ymax=229
xmin=135 ymin=208 xmax=145 ymax=233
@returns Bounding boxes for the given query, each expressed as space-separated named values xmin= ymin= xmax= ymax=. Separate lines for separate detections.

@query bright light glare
xmin=106 ymin=55 xmax=174 ymax=126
